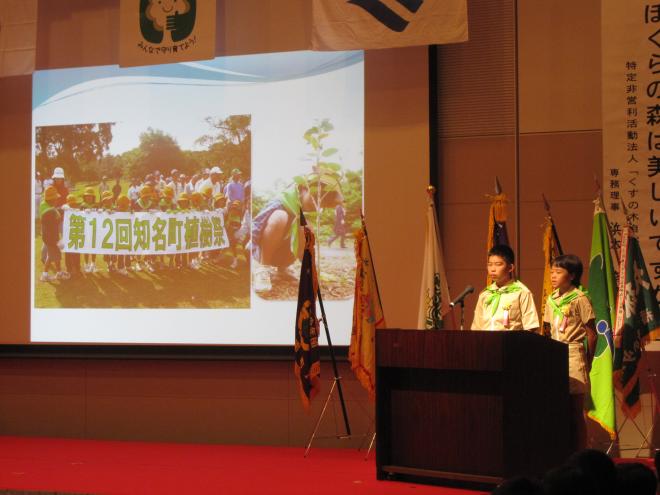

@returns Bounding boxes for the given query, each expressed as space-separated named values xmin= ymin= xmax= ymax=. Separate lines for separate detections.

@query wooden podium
xmin=376 ymin=329 xmax=571 ymax=487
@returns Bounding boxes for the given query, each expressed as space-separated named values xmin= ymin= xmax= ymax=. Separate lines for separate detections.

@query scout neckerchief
xmin=39 ymin=200 xmax=61 ymax=221
xmin=484 ymin=280 xmax=522 ymax=329
xmin=546 ymin=286 xmax=587 ymax=336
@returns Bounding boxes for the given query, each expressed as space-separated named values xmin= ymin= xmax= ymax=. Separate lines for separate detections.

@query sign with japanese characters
xmin=603 ymin=0 xmax=660 ymax=298
xmin=119 ymin=0 xmax=215 ymax=67
xmin=62 ymin=209 xmax=229 ymax=255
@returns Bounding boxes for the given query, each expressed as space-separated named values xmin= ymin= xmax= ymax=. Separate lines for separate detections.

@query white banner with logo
xmin=602 ymin=0 xmax=660 ymax=295
xmin=311 ymin=0 xmax=467 ymax=51
xmin=0 ymin=0 xmax=37 ymax=76
xmin=119 ymin=0 xmax=216 ymax=67
xmin=62 ymin=209 xmax=229 ymax=255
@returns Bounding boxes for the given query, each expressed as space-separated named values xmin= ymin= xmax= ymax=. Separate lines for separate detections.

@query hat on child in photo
xmin=44 ymin=186 xmax=60 ymax=202
xmin=66 ymin=194 xmax=80 ymax=207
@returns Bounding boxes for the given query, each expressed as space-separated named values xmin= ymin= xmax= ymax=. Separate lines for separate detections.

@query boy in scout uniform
xmin=471 ymin=244 xmax=539 ymax=332
xmin=543 ymin=254 xmax=596 ymax=452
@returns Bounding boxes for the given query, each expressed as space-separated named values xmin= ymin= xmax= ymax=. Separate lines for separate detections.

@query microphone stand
xmin=459 ymin=300 xmax=466 ymax=330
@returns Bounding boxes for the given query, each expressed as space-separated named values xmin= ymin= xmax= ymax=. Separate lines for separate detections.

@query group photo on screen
xmin=34 ymin=117 xmax=251 ymax=310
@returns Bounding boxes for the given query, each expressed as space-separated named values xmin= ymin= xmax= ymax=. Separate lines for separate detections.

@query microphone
xmin=449 ymin=285 xmax=475 ymax=307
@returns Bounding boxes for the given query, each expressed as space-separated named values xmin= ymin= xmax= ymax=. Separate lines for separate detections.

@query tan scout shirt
xmin=543 ymin=287 xmax=595 ymax=394
xmin=543 ymin=288 xmax=595 ymax=344
xmin=471 ymin=281 xmax=540 ymax=331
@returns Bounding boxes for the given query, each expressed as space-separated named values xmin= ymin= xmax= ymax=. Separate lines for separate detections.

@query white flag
xmin=417 ymin=193 xmax=451 ymax=329
xmin=312 ymin=0 xmax=468 ymax=51
xmin=0 ymin=0 xmax=37 ymax=77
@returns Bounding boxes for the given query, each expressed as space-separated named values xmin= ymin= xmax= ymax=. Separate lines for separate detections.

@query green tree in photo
xmin=298 ymin=118 xmax=345 ymax=264
xmin=35 ymin=123 xmax=115 ymax=182
xmin=129 ymin=128 xmax=187 ymax=179
xmin=196 ymin=115 xmax=251 ymax=175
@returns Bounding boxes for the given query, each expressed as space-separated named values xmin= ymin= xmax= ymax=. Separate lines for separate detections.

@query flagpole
xmin=299 ymin=211 xmax=351 ymax=457
xmin=541 ymin=193 xmax=564 ymax=255
xmin=360 ymin=211 xmax=387 ymax=324
xmin=594 ymin=174 xmax=621 ymax=267
xmin=315 ymin=285 xmax=351 ymax=437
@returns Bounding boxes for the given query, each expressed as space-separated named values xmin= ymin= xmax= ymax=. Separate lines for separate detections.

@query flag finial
xmin=495 ymin=177 xmax=503 ymax=195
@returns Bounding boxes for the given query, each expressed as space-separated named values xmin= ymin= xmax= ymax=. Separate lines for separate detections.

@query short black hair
xmin=616 ymin=462 xmax=657 ymax=495
xmin=488 ymin=244 xmax=515 ymax=265
xmin=566 ymin=449 xmax=616 ymax=495
xmin=552 ymin=254 xmax=583 ymax=286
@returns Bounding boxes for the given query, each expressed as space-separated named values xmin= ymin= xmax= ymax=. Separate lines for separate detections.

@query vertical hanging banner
xmin=0 ymin=0 xmax=37 ymax=76
xmin=311 ymin=0 xmax=468 ymax=51
xmin=602 ymin=0 xmax=660 ymax=299
xmin=119 ymin=0 xmax=216 ymax=67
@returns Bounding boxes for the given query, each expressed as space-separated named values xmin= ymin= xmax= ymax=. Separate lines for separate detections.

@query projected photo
xmin=31 ymin=50 xmax=363 ymax=344
xmin=34 ymin=117 xmax=251 ymax=309
xmin=251 ymin=119 xmax=362 ymax=301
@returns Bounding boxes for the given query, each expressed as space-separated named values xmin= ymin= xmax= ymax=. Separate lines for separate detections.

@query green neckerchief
xmin=279 ymin=185 xmax=303 ymax=257
xmin=137 ymin=198 xmax=152 ymax=210
xmin=484 ymin=280 xmax=522 ymax=316
xmin=39 ymin=200 xmax=60 ymax=220
xmin=546 ymin=286 xmax=588 ymax=319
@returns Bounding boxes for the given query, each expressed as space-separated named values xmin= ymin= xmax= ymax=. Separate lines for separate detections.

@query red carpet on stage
xmin=0 ymin=437 xmax=486 ymax=495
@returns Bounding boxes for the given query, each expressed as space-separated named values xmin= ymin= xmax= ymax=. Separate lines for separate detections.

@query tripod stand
xmin=606 ymin=369 xmax=659 ymax=457
xmin=303 ymin=285 xmax=352 ymax=457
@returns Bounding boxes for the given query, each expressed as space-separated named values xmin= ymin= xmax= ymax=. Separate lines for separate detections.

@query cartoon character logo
xmin=139 ymin=0 xmax=196 ymax=44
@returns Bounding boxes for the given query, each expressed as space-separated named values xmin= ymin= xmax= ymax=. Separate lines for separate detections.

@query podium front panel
xmin=376 ymin=329 xmax=570 ymax=486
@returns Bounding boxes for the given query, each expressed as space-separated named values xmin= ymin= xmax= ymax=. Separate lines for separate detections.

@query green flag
xmin=586 ymin=199 xmax=617 ymax=439
xmin=613 ymin=227 xmax=660 ymax=418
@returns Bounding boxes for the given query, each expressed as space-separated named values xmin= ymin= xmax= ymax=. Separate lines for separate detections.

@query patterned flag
xmin=613 ymin=226 xmax=660 ymax=418
xmin=486 ymin=192 xmax=510 ymax=251
xmin=540 ymin=214 xmax=563 ymax=323
xmin=417 ymin=191 xmax=451 ymax=329
xmin=349 ymin=226 xmax=386 ymax=400
xmin=485 ymin=192 xmax=510 ymax=286
xmin=586 ymin=198 xmax=617 ymax=439
xmin=294 ymin=226 xmax=321 ymax=409
xmin=311 ymin=0 xmax=468 ymax=51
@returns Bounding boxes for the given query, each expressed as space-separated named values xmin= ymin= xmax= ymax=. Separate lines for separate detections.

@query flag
xmin=485 ymin=192 xmax=510 ymax=286
xmin=0 ymin=0 xmax=37 ymax=77
xmin=417 ymin=191 xmax=451 ymax=329
xmin=486 ymin=192 xmax=510 ymax=251
xmin=119 ymin=0 xmax=216 ymax=67
xmin=540 ymin=215 xmax=562 ymax=323
xmin=349 ymin=226 xmax=386 ymax=400
xmin=586 ymin=198 xmax=617 ymax=439
xmin=294 ymin=226 xmax=321 ymax=409
xmin=311 ymin=0 xmax=468 ymax=51
xmin=613 ymin=226 xmax=660 ymax=418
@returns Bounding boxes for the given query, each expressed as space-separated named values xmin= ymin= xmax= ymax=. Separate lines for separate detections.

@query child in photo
xmin=81 ymin=187 xmax=98 ymax=273
xmin=39 ymin=186 xmax=69 ymax=281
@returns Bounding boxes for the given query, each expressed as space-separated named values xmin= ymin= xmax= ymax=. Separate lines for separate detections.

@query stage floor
xmin=0 ymin=436 xmax=486 ymax=494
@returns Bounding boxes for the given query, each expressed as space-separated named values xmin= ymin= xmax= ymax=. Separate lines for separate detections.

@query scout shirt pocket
xmin=503 ymin=302 xmax=520 ymax=330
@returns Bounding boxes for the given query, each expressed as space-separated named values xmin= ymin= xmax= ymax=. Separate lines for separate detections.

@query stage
xmin=0 ymin=437 xmax=486 ymax=494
